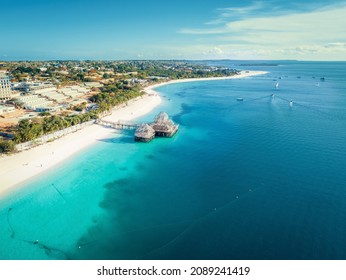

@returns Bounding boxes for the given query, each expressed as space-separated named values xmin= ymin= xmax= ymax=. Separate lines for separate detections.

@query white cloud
xmin=218 ymin=2 xmax=265 ymax=16
xmin=205 ymin=47 xmax=224 ymax=55
xmin=224 ymin=6 xmax=346 ymax=46
xmin=178 ymin=27 xmax=227 ymax=35
xmin=205 ymin=2 xmax=266 ymax=26
xmin=177 ymin=4 xmax=346 ymax=60
xmin=324 ymin=42 xmax=346 ymax=48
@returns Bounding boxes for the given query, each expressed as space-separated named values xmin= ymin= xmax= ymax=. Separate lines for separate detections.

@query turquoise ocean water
xmin=1 ymin=61 xmax=346 ymax=260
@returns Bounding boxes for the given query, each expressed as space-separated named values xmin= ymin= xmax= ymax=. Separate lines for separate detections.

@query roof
xmin=154 ymin=112 xmax=169 ymax=123
xmin=135 ymin=123 xmax=155 ymax=138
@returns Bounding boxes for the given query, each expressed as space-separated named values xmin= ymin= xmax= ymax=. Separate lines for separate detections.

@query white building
xmin=11 ymin=81 xmax=53 ymax=93
xmin=15 ymin=95 xmax=54 ymax=111
xmin=58 ymin=85 xmax=90 ymax=98
xmin=38 ymin=90 xmax=68 ymax=103
xmin=0 ymin=104 xmax=15 ymax=114
xmin=31 ymin=86 xmax=68 ymax=103
xmin=12 ymin=82 xmax=68 ymax=104
xmin=0 ymin=74 xmax=12 ymax=102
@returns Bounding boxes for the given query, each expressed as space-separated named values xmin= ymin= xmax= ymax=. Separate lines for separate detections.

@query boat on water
xmin=320 ymin=77 xmax=325 ymax=81
xmin=237 ymin=98 xmax=244 ymax=101
xmin=275 ymin=82 xmax=279 ymax=90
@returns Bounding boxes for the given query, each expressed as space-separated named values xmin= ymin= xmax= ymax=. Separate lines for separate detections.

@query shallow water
xmin=1 ymin=61 xmax=346 ymax=259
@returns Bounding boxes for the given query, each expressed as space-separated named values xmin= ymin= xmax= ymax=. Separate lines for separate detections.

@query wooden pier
xmin=96 ymin=112 xmax=178 ymax=143
xmin=96 ymin=119 xmax=140 ymax=130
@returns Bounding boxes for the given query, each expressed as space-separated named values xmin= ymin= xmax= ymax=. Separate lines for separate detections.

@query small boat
xmin=289 ymin=100 xmax=293 ymax=107
xmin=237 ymin=98 xmax=244 ymax=101
xmin=275 ymin=82 xmax=279 ymax=90
xmin=320 ymin=77 xmax=325 ymax=81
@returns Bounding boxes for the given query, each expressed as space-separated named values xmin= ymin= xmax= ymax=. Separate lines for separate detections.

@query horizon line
xmin=1 ymin=59 xmax=346 ymax=63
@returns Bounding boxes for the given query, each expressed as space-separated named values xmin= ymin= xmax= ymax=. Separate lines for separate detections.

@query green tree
xmin=0 ymin=140 xmax=16 ymax=153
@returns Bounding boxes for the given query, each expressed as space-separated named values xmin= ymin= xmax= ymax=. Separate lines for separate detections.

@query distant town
xmin=0 ymin=60 xmax=238 ymax=153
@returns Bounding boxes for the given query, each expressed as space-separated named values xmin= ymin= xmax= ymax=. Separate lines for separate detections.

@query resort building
xmin=30 ymin=84 xmax=56 ymax=94
xmin=58 ymin=85 xmax=89 ymax=98
xmin=12 ymin=82 xmax=69 ymax=105
xmin=37 ymin=90 xmax=68 ymax=103
xmin=0 ymin=73 xmax=12 ymax=102
xmin=12 ymin=81 xmax=42 ymax=92
xmin=31 ymin=86 xmax=68 ymax=103
xmin=12 ymin=82 xmax=91 ymax=112
xmin=15 ymin=95 xmax=54 ymax=111
xmin=11 ymin=82 xmax=56 ymax=93
xmin=0 ymin=104 xmax=15 ymax=114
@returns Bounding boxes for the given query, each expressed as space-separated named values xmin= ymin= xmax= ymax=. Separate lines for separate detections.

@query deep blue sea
xmin=1 ymin=61 xmax=346 ymax=260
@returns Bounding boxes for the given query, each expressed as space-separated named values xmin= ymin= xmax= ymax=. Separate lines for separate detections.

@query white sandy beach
xmin=0 ymin=70 xmax=267 ymax=197
xmin=0 ymin=94 xmax=162 ymax=197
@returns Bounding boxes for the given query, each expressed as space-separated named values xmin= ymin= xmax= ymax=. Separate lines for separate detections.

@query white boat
xmin=275 ymin=82 xmax=279 ymax=90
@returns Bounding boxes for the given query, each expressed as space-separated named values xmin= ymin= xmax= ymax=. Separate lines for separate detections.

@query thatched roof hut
xmin=151 ymin=112 xmax=178 ymax=137
xmin=154 ymin=112 xmax=169 ymax=124
xmin=151 ymin=119 xmax=175 ymax=131
xmin=134 ymin=124 xmax=156 ymax=142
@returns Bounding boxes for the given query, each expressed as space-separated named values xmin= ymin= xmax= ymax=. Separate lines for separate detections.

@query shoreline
xmin=145 ymin=70 xmax=268 ymax=92
xmin=0 ymin=70 xmax=267 ymax=198
xmin=0 ymin=94 xmax=162 ymax=198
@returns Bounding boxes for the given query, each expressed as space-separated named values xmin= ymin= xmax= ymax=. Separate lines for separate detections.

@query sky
xmin=0 ymin=0 xmax=345 ymax=61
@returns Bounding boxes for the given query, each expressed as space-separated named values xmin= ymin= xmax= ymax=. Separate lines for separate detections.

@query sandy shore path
xmin=0 ymin=70 xmax=267 ymax=197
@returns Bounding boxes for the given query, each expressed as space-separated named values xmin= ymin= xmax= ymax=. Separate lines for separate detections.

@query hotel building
xmin=0 ymin=73 xmax=12 ymax=102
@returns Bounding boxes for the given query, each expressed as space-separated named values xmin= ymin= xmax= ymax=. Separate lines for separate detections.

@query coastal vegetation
xmin=0 ymin=60 xmax=239 ymax=154
xmin=0 ymin=139 xmax=15 ymax=153
xmin=12 ymin=86 xmax=143 ymax=144
xmin=90 ymin=86 xmax=143 ymax=112
xmin=2 ymin=60 xmax=238 ymax=85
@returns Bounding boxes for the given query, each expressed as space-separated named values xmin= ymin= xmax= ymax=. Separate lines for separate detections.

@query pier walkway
xmin=96 ymin=112 xmax=179 ymax=142
xmin=96 ymin=119 xmax=140 ymax=130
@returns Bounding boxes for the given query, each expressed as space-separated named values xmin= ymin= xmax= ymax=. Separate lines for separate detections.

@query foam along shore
xmin=0 ymin=70 xmax=267 ymax=197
